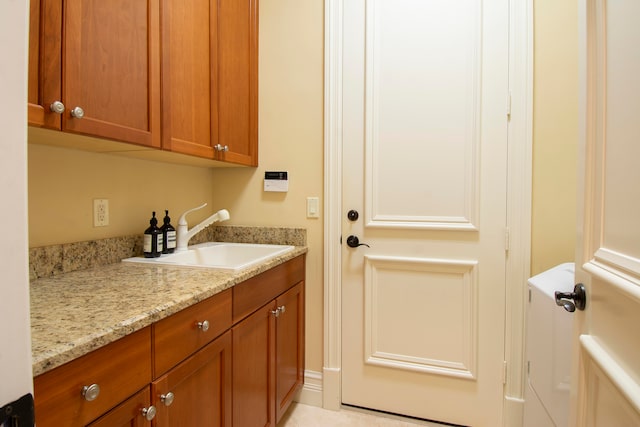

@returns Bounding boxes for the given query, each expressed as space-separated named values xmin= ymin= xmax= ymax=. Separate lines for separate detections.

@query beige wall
xmin=531 ymin=0 xmax=579 ymax=275
xmin=211 ymin=0 xmax=325 ymax=372
xmin=28 ymin=144 xmax=218 ymax=247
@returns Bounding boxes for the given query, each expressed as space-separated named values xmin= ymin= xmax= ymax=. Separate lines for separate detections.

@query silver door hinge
xmin=507 ymin=92 xmax=512 ymax=120
xmin=502 ymin=361 xmax=508 ymax=384
xmin=505 ymin=228 xmax=510 ymax=252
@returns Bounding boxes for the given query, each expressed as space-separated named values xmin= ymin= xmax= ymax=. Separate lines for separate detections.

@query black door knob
xmin=347 ymin=210 xmax=359 ymax=221
xmin=346 ymin=235 xmax=370 ymax=248
xmin=555 ymin=283 xmax=587 ymax=312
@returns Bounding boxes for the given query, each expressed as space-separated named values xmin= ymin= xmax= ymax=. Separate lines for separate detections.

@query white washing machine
xmin=523 ymin=263 xmax=575 ymax=427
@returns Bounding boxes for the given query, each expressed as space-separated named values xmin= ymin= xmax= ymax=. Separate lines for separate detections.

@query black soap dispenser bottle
xmin=161 ymin=210 xmax=176 ymax=254
xmin=144 ymin=211 xmax=162 ymax=258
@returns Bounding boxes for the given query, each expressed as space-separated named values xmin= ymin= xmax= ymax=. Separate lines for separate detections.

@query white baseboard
xmin=295 ymin=370 xmax=324 ymax=408
xmin=322 ymin=367 xmax=341 ymax=410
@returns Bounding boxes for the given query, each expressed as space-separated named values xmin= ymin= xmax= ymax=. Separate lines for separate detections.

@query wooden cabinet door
xmin=275 ymin=282 xmax=305 ymax=424
xmin=153 ymin=331 xmax=232 ymax=427
xmin=232 ymin=302 xmax=276 ymax=427
xmin=28 ymin=0 xmax=45 ymax=126
xmin=61 ymin=0 xmax=161 ymax=147
xmin=162 ymin=0 xmax=259 ymax=164
xmin=215 ymin=0 xmax=258 ymax=166
xmin=88 ymin=387 xmax=152 ymax=427
xmin=160 ymin=0 xmax=217 ymax=159
xmin=28 ymin=0 xmax=63 ymax=128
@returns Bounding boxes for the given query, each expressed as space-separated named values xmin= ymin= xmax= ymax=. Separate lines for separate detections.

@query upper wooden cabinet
xmin=28 ymin=0 xmax=161 ymax=148
xmin=29 ymin=0 xmax=257 ymax=166
xmin=161 ymin=0 xmax=258 ymax=166
xmin=160 ymin=0 xmax=217 ymax=159
xmin=28 ymin=0 xmax=46 ymax=126
xmin=215 ymin=0 xmax=259 ymax=166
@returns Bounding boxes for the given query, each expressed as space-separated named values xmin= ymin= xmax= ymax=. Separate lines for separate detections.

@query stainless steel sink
xmin=123 ymin=242 xmax=295 ymax=272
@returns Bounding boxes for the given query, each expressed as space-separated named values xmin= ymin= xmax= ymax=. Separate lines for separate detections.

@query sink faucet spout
xmin=176 ymin=203 xmax=230 ymax=252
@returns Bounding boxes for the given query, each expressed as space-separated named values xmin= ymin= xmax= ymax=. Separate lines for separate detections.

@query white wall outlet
xmin=93 ymin=199 xmax=109 ymax=227
xmin=306 ymin=197 xmax=320 ymax=218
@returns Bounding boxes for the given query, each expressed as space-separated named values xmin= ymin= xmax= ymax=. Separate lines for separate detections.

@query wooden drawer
xmin=153 ymin=288 xmax=232 ymax=377
xmin=233 ymin=255 xmax=305 ymax=323
xmin=34 ymin=327 xmax=152 ymax=427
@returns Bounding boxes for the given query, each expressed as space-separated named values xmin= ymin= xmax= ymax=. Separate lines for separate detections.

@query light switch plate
xmin=307 ymin=197 xmax=319 ymax=218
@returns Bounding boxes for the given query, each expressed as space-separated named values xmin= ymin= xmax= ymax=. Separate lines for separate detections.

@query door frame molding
xmin=323 ymin=0 xmax=533 ymax=424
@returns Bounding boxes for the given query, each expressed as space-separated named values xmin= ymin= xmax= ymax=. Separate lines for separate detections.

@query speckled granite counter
xmin=30 ymin=239 xmax=307 ymax=377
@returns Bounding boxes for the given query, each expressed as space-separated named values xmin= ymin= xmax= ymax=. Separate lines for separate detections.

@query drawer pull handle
xmin=81 ymin=384 xmax=100 ymax=401
xmin=160 ymin=392 xmax=175 ymax=407
xmin=142 ymin=405 xmax=157 ymax=421
xmin=197 ymin=320 xmax=210 ymax=332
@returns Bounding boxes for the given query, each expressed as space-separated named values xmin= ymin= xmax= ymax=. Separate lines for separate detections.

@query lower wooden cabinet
xmin=232 ymin=302 xmax=276 ymax=427
xmin=232 ymin=282 xmax=305 ymax=427
xmin=33 ymin=255 xmax=305 ymax=427
xmin=152 ymin=331 xmax=232 ymax=426
xmin=275 ymin=283 xmax=305 ymax=423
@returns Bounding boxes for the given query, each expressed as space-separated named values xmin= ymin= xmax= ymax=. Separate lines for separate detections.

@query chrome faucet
xmin=176 ymin=203 xmax=230 ymax=252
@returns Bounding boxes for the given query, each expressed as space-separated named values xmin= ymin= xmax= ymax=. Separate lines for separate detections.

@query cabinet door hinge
xmin=502 ymin=361 xmax=508 ymax=384
xmin=506 ymin=92 xmax=512 ymax=120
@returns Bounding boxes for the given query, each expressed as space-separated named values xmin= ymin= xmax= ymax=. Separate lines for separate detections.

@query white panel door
xmin=341 ymin=0 xmax=509 ymax=425
xmin=574 ymin=0 xmax=640 ymax=424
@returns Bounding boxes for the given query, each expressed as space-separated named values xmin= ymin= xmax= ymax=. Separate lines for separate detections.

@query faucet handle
xmin=178 ymin=203 xmax=208 ymax=225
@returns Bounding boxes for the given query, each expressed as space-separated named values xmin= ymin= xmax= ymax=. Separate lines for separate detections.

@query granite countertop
xmin=30 ymin=246 xmax=307 ymax=377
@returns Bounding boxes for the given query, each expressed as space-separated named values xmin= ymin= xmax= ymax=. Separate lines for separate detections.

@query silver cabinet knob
xmin=197 ymin=320 xmax=210 ymax=332
xmin=160 ymin=392 xmax=175 ymax=407
xmin=141 ymin=405 xmax=157 ymax=421
xmin=214 ymin=144 xmax=229 ymax=152
xmin=272 ymin=305 xmax=286 ymax=317
xmin=70 ymin=106 xmax=85 ymax=119
xmin=81 ymin=384 xmax=100 ymax=401
xmin=50 ymin=101 xmax=65 ymax=114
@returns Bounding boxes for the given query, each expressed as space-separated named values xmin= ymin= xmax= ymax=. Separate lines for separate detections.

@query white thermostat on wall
xmin=264 ymin=171 xmax=289 ymax=192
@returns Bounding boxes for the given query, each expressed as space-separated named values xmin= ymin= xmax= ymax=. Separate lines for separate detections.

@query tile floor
xmin=277 ymin=403 xmax=448 ymax=427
